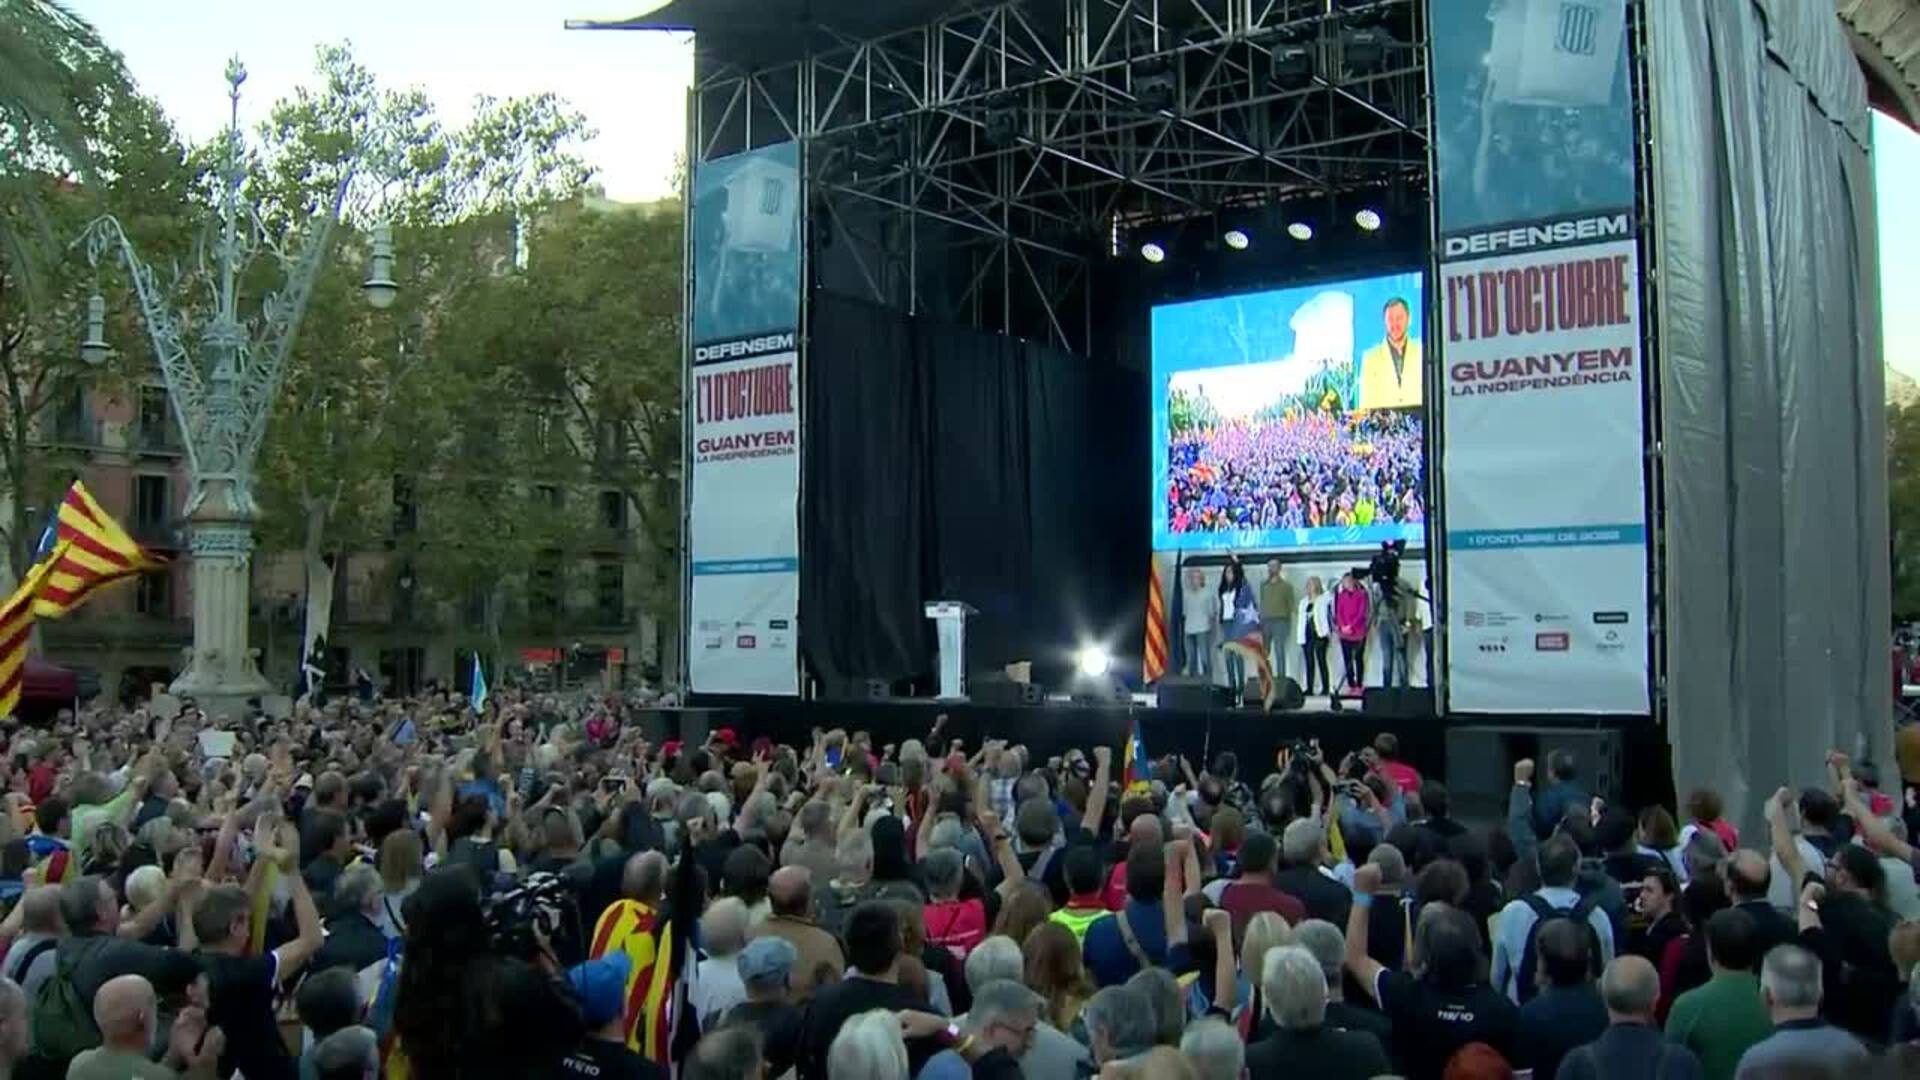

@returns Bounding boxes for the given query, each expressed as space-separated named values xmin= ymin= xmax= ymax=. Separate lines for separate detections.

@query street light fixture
xmin=79 ymin=293 xmax=109 ymax=365
xmin=71 ymin=56 xmax=399 ymax=711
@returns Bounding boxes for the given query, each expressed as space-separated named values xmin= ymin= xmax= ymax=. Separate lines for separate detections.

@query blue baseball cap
xmin=736 ymin=936 xmax=798 ymax=989
xmin=568 ymin=953 xmax=631 ymax=1028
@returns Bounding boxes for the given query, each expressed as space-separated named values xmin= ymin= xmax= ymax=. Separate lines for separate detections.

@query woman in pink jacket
xmin=1332 ymin=572 xmax=1371 ymax=707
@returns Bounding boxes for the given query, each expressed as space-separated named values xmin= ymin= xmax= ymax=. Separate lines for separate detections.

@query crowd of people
xmin=1165 ymin=409 xmax=1425 ymax=539
xmin=0 ymin=691 xmax=1911 ymax=1080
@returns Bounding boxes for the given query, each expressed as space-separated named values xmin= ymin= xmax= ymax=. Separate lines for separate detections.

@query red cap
xmin=661 ymin=739 xmax=683 ymax=758
xmin=713 ymin=727 xmax=739 ymax=746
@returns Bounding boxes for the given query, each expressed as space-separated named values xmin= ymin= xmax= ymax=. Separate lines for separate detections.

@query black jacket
xmin=1273 ymin=865 xmax=1353 ymax=928
xmin=313 ymin=910 xmax=389 ymax=975
xmin=1246 ymin=1025 xmax=1391 ymax=1080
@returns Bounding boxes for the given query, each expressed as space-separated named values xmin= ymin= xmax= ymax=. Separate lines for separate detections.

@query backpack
xmin=28 ymin=940 xmax=102 ymax=1067
xmin=1515 ymin=893 xmax=1605 ymax=1003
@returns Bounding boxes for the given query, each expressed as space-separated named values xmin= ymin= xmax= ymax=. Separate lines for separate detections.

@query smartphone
xmin=825 ymin=746 xmax=844 ymax=770
xmin=602 ymin=776 xmax=626 ymax=794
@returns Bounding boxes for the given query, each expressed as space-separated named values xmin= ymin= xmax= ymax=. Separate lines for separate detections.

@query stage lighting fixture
xmin=1270 ymin=40 xmax=1315 ymax=90
xmin=1343 ymin=24 xmax=1389 ymax=71
xmin=1286 ymin=221 xmax=1314 ymax=241
xmin=1133 ymin=57 xmax=1178 ymax=112
xmin=1140 ymin=241 xmax=1167 ymax=263
xmin=1223 ymin=228 xmax=1250 ymax=250
xmin=1355 ymin=208 xmax=1383 ymax=231
xmin=1076 ymin=646 xmax=1112 ymax=679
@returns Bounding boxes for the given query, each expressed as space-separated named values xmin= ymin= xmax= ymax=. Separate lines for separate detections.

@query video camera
xmin=1368 ymin=540 xmax=1407 ymax=593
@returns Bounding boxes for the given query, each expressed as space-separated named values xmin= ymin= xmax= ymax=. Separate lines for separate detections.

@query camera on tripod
xmin=1368 ymin=540 xmax=1407 ymax=594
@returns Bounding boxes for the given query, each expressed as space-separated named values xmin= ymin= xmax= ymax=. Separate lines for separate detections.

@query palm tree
xmin=0 ymin=0 xmax=123 ymax=306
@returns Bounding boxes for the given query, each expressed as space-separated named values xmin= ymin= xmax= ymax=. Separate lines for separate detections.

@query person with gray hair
xmin=1081 ymin=985 xmax=1156 ymax=1067
xmin=899 ymin=980 xmax=1051 ymax=1080
xmin=952 ymin=937 xmax=1089 ymax=1080
xmin=1553 ymin=955 xmax=1704 ymax=1080
xmin=2 ymin=886 xmax=64 ymax=998
xmin=1124 ymin=966 xmax=1185 ymax=1047
xmin=1180 ymin=1018 xmax=1244 ymax=1080
xmin=310 ymin=1025 xmax=379 ymax=1080
xmin=826 ymin=1008 xmax=910 ymax=1080
xmin=693 ymin=897 xmax=752 ymax=1030
xmin=312 ymin=862 xmax=389 ymax=975
xmin=1274 ymin=817 xmax=1355 ymax=928
xmin=0 ymin=976 xmax=27 ymax=1078
xmin=1289 ymin=919 xmax=1392 ymax=1048
xmin=683 ymin=1026 xmax=765 ymax=1080
xmin=1246 ymin=945 xmax=1389 ymax=1078
xmin=1720 ymin=944 xmax=1868 ymax=1078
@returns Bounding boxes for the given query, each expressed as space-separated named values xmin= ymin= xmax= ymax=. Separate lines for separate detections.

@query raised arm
xmin=272 ymin=842 xmax=325 ymax=984
xmin=1846 ymin=780 xmax=1915 ymax=862
xmin=1767 ymin=787 xmax=1808 ymax=889
xmin=1507 ymin=758 xmax=1539 ymax=863
xmin=1344 ymin=863 xmax=1388 ymax=1005
xmin=978 ymin=801 xmax=1025 ymax=896
xmin=1081 ymin=745 xmax=1114 ymax=835
xmin=1163 ymin=840 xmax=1191 ymax=948
xmin=837 ymin=784 xmax=873 ymax=841
xmin=1201 ymin=907 xmax=1236 ymax=1014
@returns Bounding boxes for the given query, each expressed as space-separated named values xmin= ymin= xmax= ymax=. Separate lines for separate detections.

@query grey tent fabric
xmin=1649 ymin=0 xmax=1888 ymax=839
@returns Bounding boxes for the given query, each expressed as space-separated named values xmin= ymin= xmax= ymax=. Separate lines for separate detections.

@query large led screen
xmin=1152 ymin=272 xmax=1427 ymax=552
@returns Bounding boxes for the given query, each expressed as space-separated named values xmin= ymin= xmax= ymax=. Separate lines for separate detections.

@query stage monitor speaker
xmin=1362 ymin=687 xmax=1435 ymax=719
xmin=1157 ymin=676 xmax=1228 ymax=712
xmin=1274 ymin=676 xmax=1305 ymax=711
xmin=972 ymin=674 xmax=1044 ymax=707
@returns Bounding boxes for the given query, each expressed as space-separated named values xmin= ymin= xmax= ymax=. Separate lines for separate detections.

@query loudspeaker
xmin=1362 ymin=687 xmax=1435 ymax=719
xmin=972 ymin=674 xmax=1044 ymax=706
xmin=1157 ymin=676 xmax=1229 ymax=711
xmin=865 ymin=679 xmax=891 ymax=701
xmin=1274 ymin=676 xmax=1306 ymax=711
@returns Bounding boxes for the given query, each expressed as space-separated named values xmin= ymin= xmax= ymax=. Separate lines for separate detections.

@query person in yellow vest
xmin=1048 ymin=847 xmax=1112 ymax=945
xmin=1357 ymin=297 xmax=1422 ymax=411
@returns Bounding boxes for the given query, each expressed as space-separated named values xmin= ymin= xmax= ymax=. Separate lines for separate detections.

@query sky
xmin=1880 ymin=111 xmax=1920 ymax=383
xmin=68 ymin=0 xmax=694 ymax=203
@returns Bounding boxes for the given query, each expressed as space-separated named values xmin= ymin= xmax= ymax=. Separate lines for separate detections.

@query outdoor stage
xmin=662 ymin=696 xmax=1674 ymax=817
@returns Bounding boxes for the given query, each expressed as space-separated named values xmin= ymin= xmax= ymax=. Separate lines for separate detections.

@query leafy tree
xmin=1890 ymin=401 xmax=1920 ymax=617
xmin=0 ymin=47 xmax=195 ymax=577
xmin=245 ymin=44 xmax=596 ymax=653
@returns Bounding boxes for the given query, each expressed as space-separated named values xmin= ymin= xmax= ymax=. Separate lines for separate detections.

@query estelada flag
xmin=0 ymin=540 xmax=72 ymax=717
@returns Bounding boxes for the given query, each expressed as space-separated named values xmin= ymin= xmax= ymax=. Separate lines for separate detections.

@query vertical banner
xmin=687 ymin=142 xmax=802 ymax=695
xmin=1432 ymin=0 xmax=1650 ymax=713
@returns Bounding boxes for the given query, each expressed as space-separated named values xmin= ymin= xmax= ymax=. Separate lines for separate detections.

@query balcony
xmin=131 ymin=517 xmax=185 ymax=551
xmin=133 ymin=425 xmax=185 ymax=456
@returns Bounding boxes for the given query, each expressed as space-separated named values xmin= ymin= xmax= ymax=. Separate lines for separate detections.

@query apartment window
xmin=135 ymin=571 xmax=171 ymax=617
xmin=51 ymin=384 xmax=88 ymax=443
xmin=530 ymin=549 xmax=562 ymax=618
xmin=378 ymin=647 xmax=426 ymax=697
xmin=599 ymin=490 xmax=627 ymax=531
xmin=536 ymin=484 xmax=562 ymax=511
xmin=595 ymin=419 xmax=628 ymax=464
xmin=133 ymin=474 xmax=170 ymax=532
xmin=392 ymin=563 xmax=417 ymax=624
xmin=137 ymin=386 xmax=176 ymax=449
xmin=391 ymin=476 xmax=418 ymax=535
xmin=531 ymin=411 xmax=556 ymax=455
xmin=595 ymin=561 xmax=624 ymax=624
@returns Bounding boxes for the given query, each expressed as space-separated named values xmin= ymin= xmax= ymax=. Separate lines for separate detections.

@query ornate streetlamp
xmin=75 ymin=57 xmax=396 ymax=712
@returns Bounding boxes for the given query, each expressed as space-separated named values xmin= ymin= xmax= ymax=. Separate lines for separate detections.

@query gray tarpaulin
xmin=1649 ymin=0 xmax=1888 ymax=838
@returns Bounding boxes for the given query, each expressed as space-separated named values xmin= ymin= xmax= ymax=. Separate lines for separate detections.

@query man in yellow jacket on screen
xmin=1357 ymin=296 xmax=1422 ymax=411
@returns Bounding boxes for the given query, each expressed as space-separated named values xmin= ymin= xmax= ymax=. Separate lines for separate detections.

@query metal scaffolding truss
xmin=691 ymin=0 xmax=1429 ymax=353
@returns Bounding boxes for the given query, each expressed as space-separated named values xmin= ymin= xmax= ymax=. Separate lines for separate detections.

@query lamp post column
xmin=172 ymin=480 xmax=269 ymax=707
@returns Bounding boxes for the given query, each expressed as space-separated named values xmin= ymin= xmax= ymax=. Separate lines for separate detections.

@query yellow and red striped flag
xmin=1144 ymin=553 xmax=1169 ymax=684
xmin=0 ymin=541 xmax=73 ymax=717
xmin=31 ymin=480 xmax=163 ymax=619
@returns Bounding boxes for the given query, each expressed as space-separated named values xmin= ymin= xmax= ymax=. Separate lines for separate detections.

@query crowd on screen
xmin=1166 ymin=409 xmax=1425 ymax=538
xmin=0 ymin=689 xmax=1914 ymax=1080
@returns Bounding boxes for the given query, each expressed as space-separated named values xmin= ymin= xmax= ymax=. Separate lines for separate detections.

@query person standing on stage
xmin=1182 ymin=566 xmax=1216 ymax=679
xmin=1260 ymin=560 xmax=1296 ymax=685
xmin=1298 ymin=576 xmax=1332 ymax=698
xmin=1218 ymin=558 xmax=1259 ymax=705
xmin=1332 ymin=572 xmax=1371 ymax=709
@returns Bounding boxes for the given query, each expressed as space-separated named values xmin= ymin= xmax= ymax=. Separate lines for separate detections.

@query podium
xmin=923 ymin=601 xmax=977 ymax=701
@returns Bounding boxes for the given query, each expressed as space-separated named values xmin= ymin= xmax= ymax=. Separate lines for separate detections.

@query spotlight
xmin=1343 ymin=24 xmax=1390 ymax=72
xmin=1286 ymin=222 xmax=1314 ymax=241
xmin=1354 ymin=208 xmax=1382 ymax=231
xmin=1270 ymin=40 xmax=1315 ymax=91
xmin=1223 ymin=229 xmax=1250 ymax=251
xmin=1133 ymin=57 xmax=1178 ymax=113
xmin=1140 ymin=242 xmax=1166 ymax=263
xmin=1076 ymin=646 xmax=1112 ymax=678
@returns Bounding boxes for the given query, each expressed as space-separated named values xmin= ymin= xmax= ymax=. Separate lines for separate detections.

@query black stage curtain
xmin=801 ymin=291 xmax=1142 ymax=698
